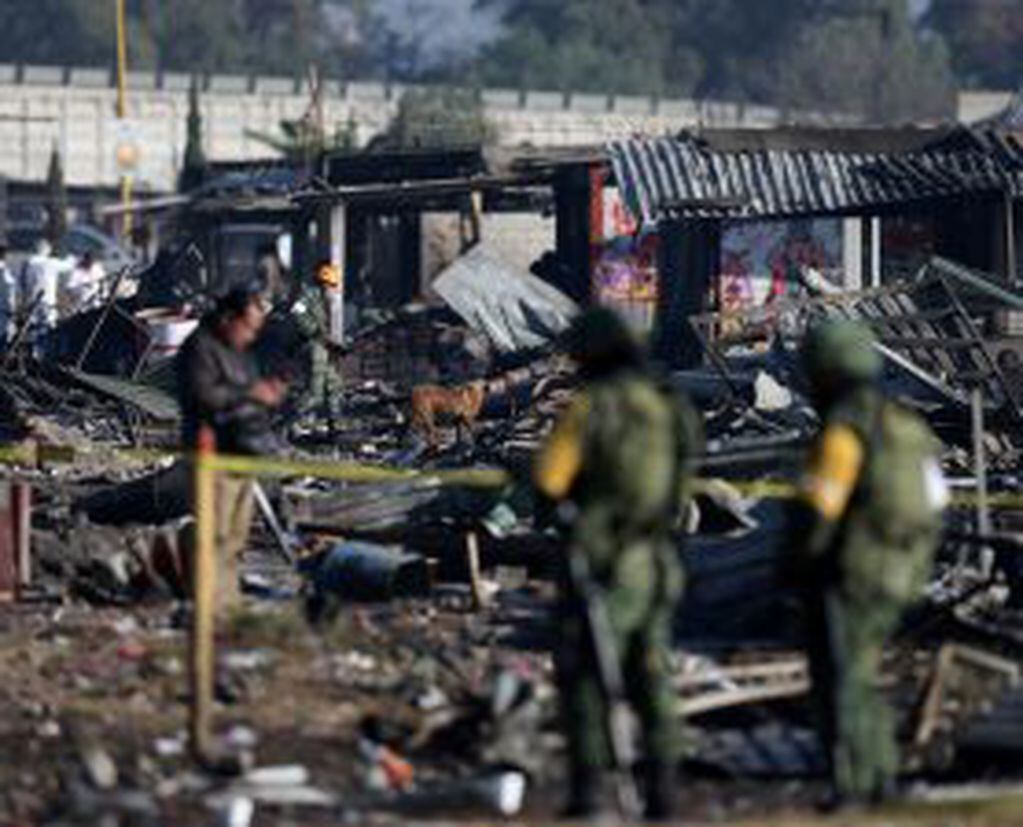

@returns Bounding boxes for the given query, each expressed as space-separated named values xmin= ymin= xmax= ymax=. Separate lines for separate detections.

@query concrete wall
xmin=480 ymin=212 xmax=555 ymax=273
xmin=0 ymin=65 xmax=794 ymax=192
xmin=958 ymin=90 xmax=1014 ymax=124
xmin=421 ymin=211 xmax=556 ymax=288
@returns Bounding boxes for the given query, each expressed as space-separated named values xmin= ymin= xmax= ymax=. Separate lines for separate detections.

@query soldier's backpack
xmin=576 ymin=373 xmax=690 ymax=608
xmin=840 ymin=400 xmax=948 ymax=603
xmin=585 ymin=375 xmax=682 ymax=531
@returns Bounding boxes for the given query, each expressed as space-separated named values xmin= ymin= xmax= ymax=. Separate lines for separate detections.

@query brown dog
xmin=410 ymin=380 xmax=486 ymax=446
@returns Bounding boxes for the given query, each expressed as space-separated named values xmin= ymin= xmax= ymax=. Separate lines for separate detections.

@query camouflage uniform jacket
xmin=796 ymin=385 xmax=945 ymax=605
xmin=534 ymin=369 xmax=701 ymax=626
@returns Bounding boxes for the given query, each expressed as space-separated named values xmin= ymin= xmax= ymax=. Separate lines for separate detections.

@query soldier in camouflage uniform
xmin=289 ymin=262 xmax=344 ymax=430
xmin=789 ymin=320 xmax=947 ymax=809
xmin=533 ymin=308 xmax=702 ymax=820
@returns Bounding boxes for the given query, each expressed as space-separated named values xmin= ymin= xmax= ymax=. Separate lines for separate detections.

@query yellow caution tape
xmin=207 ymin=452 xmax=511 ymax=488
xmin=0 ymin=439 xmax=513 ymax=489
xmin=0 ymin=444 xmax=36 ymax=465
xmin=36 ymin=444 xmax=79 ymax=465
xmin=0 ymin=439 xmax=1020 ymax=510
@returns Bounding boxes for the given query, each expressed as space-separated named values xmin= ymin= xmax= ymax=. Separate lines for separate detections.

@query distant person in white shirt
xmin=0 ymin=242 xmax=16 ymax=345
xmin=63 ymin=250 xmax=107 ymax=317
xmin=21 ymin=238 xmax=64 ymax=339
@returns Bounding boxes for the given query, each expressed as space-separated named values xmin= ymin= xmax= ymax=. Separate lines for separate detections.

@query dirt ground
xmin=2 ymin=584 xmax=1023 ymax=827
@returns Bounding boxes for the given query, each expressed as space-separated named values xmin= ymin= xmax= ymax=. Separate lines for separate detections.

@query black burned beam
xmin=656 ymin=218 xmax=720 ymax=369
xmin=482 ymin=186 xmax=553 ymax=213
xmin=554 ymin=164 xmax=595 ymax=304
xmin=294 ymin=176 xmax=531 ymax=207
xmin=882 ymin=337 xmax=985 ymax=350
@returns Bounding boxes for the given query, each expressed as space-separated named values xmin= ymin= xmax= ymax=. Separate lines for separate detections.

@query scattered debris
xmin=2 ymin=137 xmax=1023 ymax=827
xmin=308 ymin=542 xmax=432 ymax=605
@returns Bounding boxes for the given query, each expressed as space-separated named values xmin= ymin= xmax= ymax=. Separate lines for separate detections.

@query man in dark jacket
xmin=177 ymin=287 xmax=287 ymax=612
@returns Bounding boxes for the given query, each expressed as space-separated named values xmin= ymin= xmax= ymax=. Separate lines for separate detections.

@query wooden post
xmin=1006 ymin=189 xmax=1018 ymax=285
xmin=328 ymin=202 xmax=346 ymax=345
xmin=869 ymin=216 xmax=883 ymax=288
xmin=115 ymin=0 xmax=133 ymax=239
xmin=0 ymin=482 xmax=15 ymax=602
xmin=115 ymin=0 xmax=128 ymax=121
xmin=655 ymin=218 xmax=720 ymax=369
xmin=466 ymin=531 xmax=484 ymax=611
xmin=12 ymin=482 xmax=30 ymax=595
xmin=190 ymin=424 xmax=217 ymax=762
xmin=554 ymin=164 xmax=595 ymax=304
xmin=914 ymin=644 xmax=955 ymax=749
xmin=0 ymin=481 xmax=29 ymax=601
xmin=842 ymin=217 xmax=864 ymax=291
xmin=971 ymin=388 xmax=993 ymax=578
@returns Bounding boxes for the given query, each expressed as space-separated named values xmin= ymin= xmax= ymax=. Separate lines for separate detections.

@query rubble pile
xmin=3 ymin=247 xmax=1023 ymax=825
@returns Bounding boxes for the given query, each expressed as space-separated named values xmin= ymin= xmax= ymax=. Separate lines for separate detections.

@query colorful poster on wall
xmin=593 ymin=186 xmax=658 ymax=333
xmin=601 ymin=183 xmax=641 ymax=240
xmin=594 ymin=233 xmax=660 ymax=333
xmin=718 ymin=219 xmax=844 ymax=314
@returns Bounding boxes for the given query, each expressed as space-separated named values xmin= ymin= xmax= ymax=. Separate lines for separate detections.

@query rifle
xmin=568 ymin=551 xmax=643 ymax=819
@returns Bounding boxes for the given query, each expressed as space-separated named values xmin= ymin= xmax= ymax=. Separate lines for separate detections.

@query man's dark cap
xmin=214 ymin=281 xmax=263 ymax=320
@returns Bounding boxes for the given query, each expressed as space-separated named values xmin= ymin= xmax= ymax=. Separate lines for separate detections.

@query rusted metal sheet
xmin=0 ymin=481 xmax=30 ymax=601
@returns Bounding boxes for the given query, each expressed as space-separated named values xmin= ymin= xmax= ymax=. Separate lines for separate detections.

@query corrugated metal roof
xmin=609 ymin=135 xmax=1023 ymax=225
xmin=925 ymin=126 xmax=1023 ymax=171
xmin=958 ymin=129 xmax=1023 ymax=171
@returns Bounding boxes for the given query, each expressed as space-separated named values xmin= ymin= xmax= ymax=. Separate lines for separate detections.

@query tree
xmin=241 ymin=0 xmax=326 ymax=75
xmin=378 ymin=87 xmax=496 ymax=149
xmin=770 ymin=0 xmax=955 ymax=123
xmin=0 ymin=0 xmax=114 ymax=67
xmin=247 ymin=116 xmax=360 ymax=162
xmin=247 ymin=68 xmax=360 ymax=166
xmin=0 ymin=0 xmax=965 ymax=124
xmin=479 ymin=0 xmax=955 ymax=121
xmin=478 ymin=0 xmax=699 ymax=96
xmin=477 ymin=0 xmax=829 ymax=98
xmin=0 ymin=0 xmax=381 ymax=77
xmin=149 ymin=0 xmax=249 ymax=73
xmin=925 ymin=0 xmax=1023 ymax=90
xmin=179 ymin=77 xmax=208 ymax=193
xmin=660 ymin=0 xmax=818 ymax=101
xmin=45 ymin=147 xmax=68 ymax=251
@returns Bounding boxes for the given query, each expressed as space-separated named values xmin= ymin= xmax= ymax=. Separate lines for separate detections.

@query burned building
xmin=605 ymin=127 xmax=1023 ymax=367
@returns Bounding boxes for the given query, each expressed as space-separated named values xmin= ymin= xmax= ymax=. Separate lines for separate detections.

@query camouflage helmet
xmin=802 ymin=319 xmax=882 ymax=383
xmin=563 ymin=307 xmax=640 ymax=371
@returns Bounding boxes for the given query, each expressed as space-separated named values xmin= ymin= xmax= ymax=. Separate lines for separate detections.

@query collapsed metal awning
xmin=65 ymin=369 xmax=181 ymax=423
xmin=432 ymin=244 xmax=579 ymax=354
xmin=689 ymin=257 xmax=1023 ymax=433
